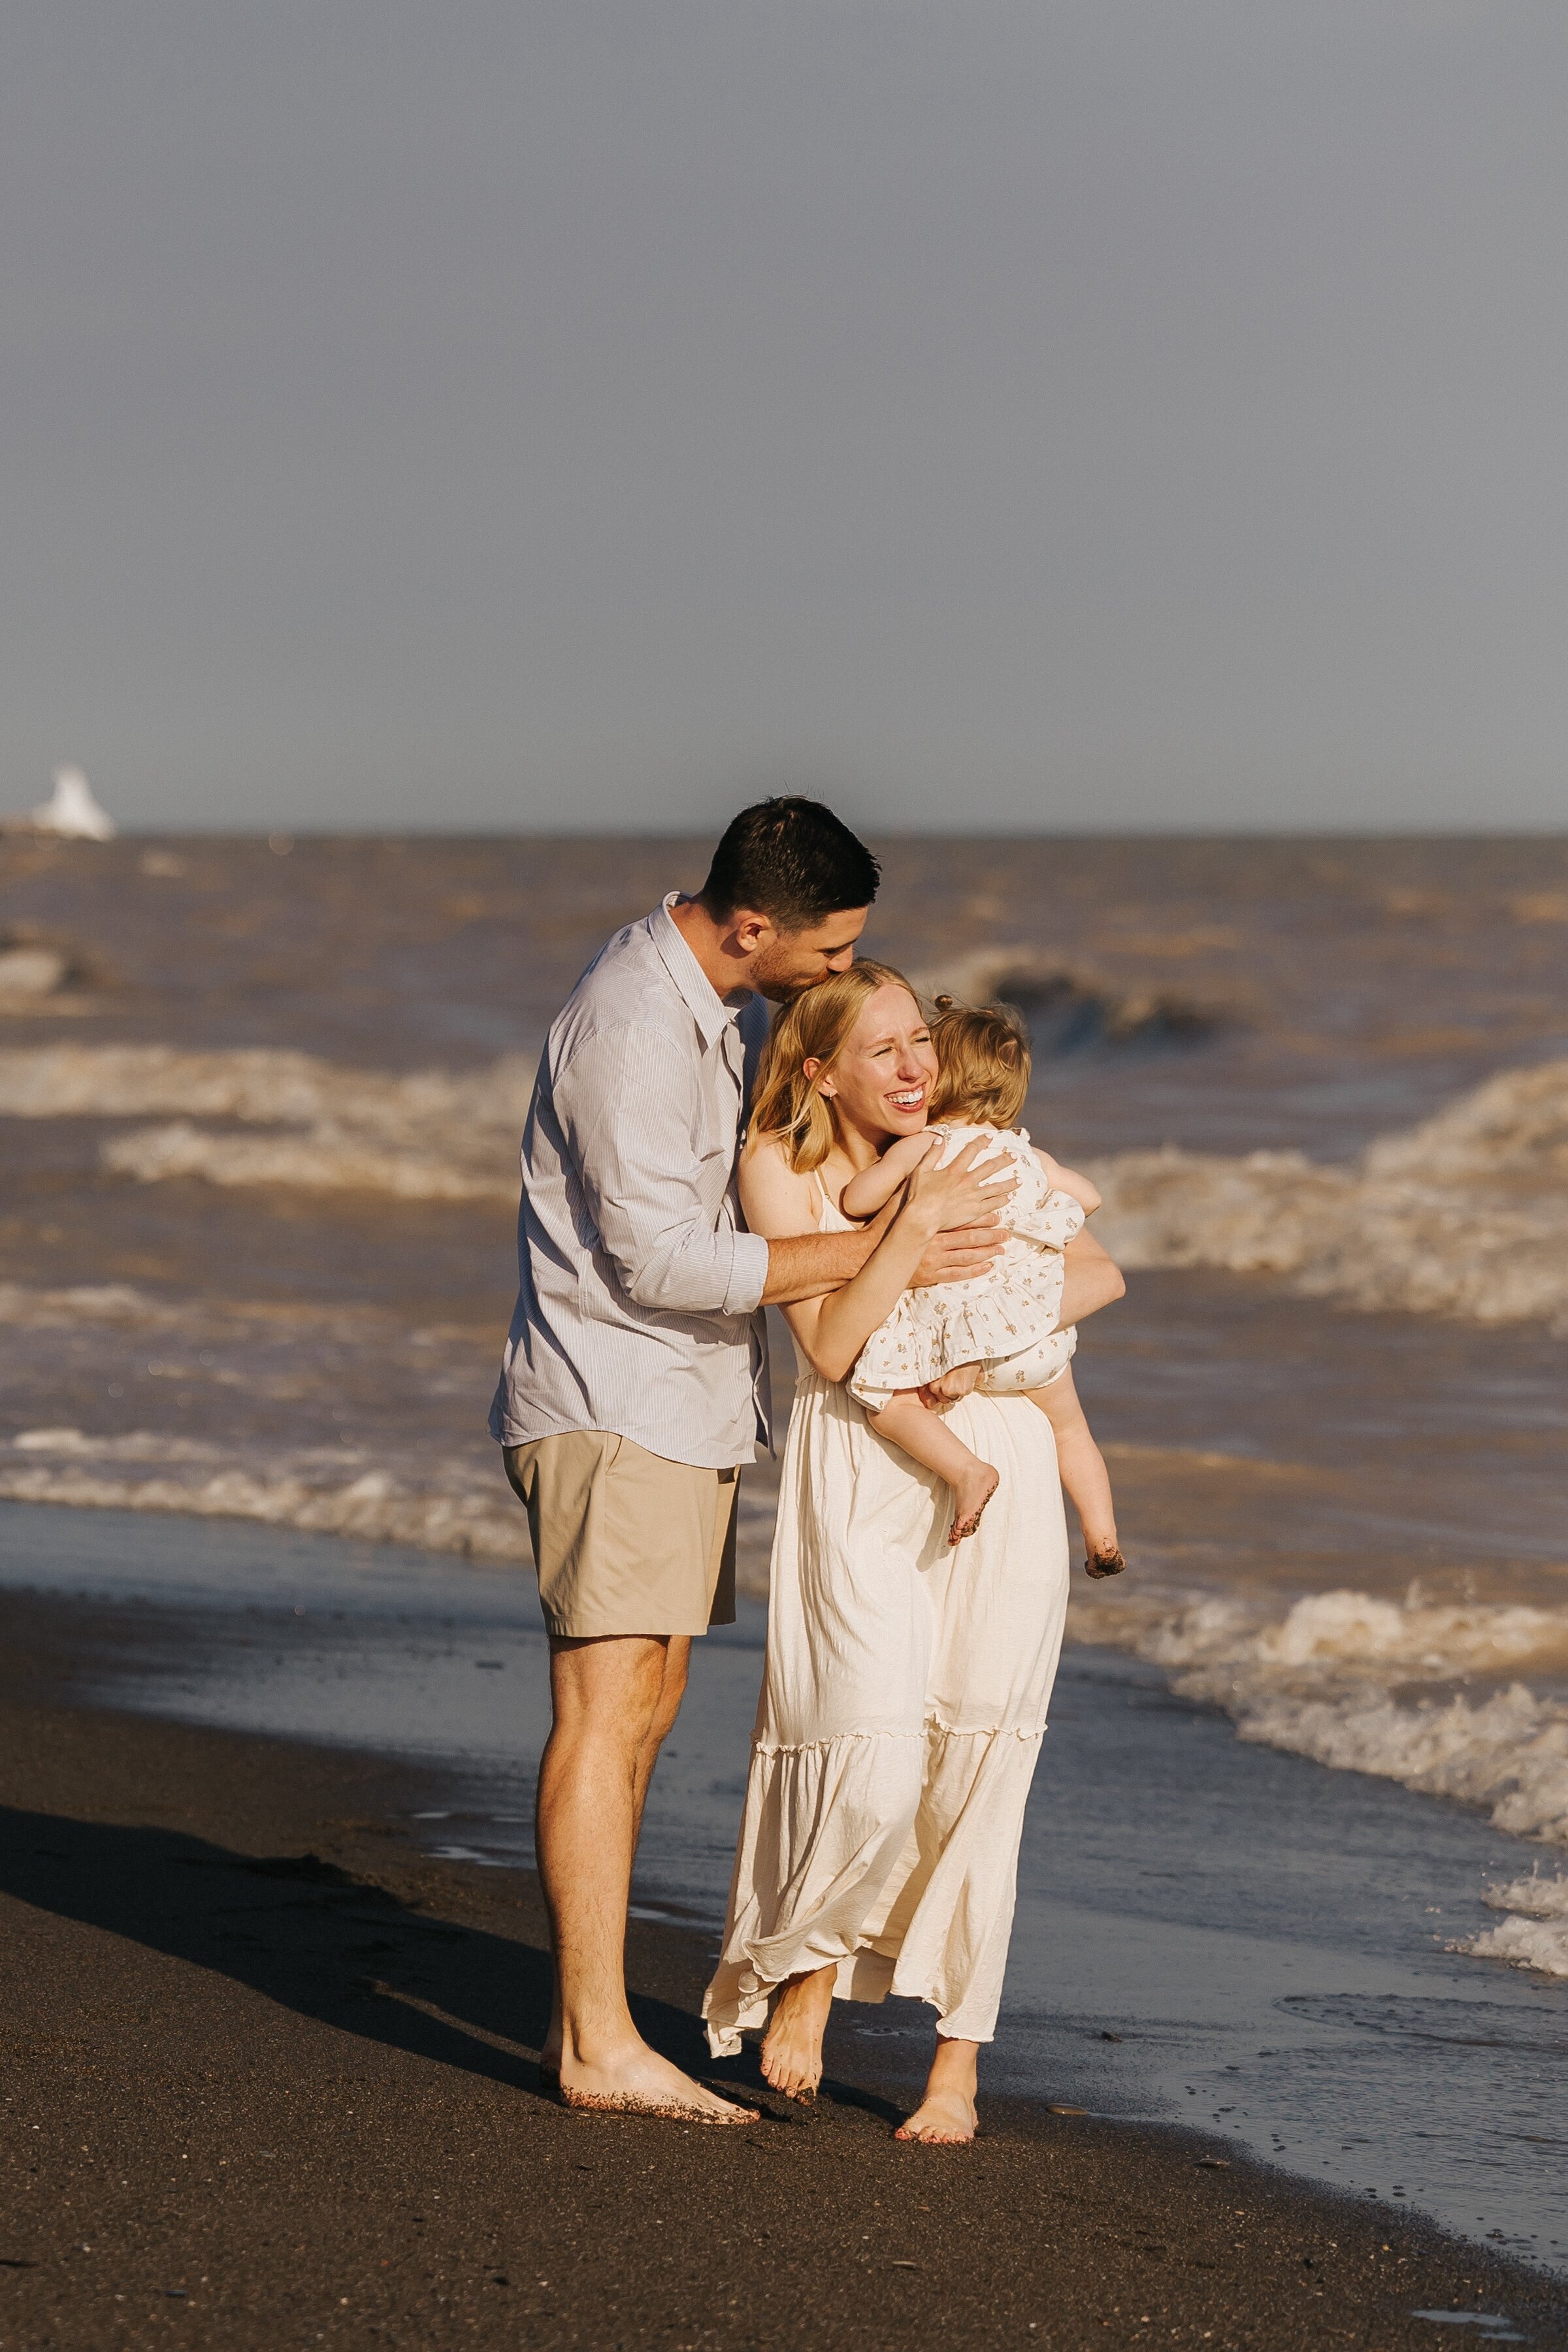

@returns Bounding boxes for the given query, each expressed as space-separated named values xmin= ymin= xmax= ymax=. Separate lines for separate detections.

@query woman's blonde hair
xmin=926 ymin=997 xmax=1032 ymax=1128
xmin=749 ymin=960 xmax=921 ymax=1171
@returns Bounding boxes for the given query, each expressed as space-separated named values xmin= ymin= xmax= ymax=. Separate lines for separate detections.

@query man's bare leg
xmin=895 ymin=2035 xmax=979 ymax=2144
xmin=535 ymin=1631 xmax=754 ymax=2121
xmin=760 ymin=1961 xmax=838 ymax=2099
xmin=541 ymin=1635 xmax=689 ymax=2076
xmin=866 ymin=1391 xmax=999 ymax=1543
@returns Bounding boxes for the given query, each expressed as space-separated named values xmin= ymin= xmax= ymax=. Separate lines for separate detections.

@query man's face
xmin=745 ymin=906 xmax=870 ymax=1002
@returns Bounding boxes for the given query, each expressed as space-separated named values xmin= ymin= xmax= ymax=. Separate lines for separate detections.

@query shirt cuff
xmin=723 ymin=1230 xmax=770 ymax=1318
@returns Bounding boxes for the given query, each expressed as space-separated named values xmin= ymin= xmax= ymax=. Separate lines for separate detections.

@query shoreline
xmin=1 ymin=1595 xmax=1563 ymax=2348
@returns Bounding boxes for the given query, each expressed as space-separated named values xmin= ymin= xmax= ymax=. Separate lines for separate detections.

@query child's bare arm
xmin=1033 ymin=1147 xmax=1101 ymax=1216
xmin=840 ymin=1130 xmax=941 ymax=1221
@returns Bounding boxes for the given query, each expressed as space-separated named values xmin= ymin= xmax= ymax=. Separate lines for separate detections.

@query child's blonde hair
xmin=749 ymin=960 xmax=921 ymax=1172
xmin=926 ymin=996 xmax=1031 ymax=1128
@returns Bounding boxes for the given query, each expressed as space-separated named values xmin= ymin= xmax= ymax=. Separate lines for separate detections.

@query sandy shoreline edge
xmin=1 ymin=1593 xmax=1563 ymax=2351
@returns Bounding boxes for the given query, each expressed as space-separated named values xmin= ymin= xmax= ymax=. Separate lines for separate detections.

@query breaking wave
xmin=1090 ymin=1058 xmax=1568 ymax=1330
xmin=6 ymin=1045 xmax=1567 ymax=1330
xmin=99 ymin=1120 xmax=517 ymax=1201
xmin=0 ymin=1043 xmax=535 ymax=1128
xmin=1073 ymin=1580 xmax=1568 ymax=1971
xmin=5 ymin=1047 xmax=1566 ymax=1333
xmin=915 ymin=947 xmax=1230 ymax=1054
xmin=0 ymin=1425 xmax=533 ymax=1563
xmin=1454 ymin=1872 xmax=1568 ymax=1978
xmin=0 ymin=1043 xmax=532 ymax=1201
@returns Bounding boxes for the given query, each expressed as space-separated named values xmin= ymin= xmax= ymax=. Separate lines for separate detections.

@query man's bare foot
xmin=949 ymin=1461 xmax=1000 ymax=1544
xmin=540 ymin=1996 xmax=563 ymax=2089
xmin=556 ymin=2040 xmax=756 ymax=2125
xmin=895 ymin=2085 xmax=977 ymax=2144
xmin=760 ymin=1965 xmax=836 ymax=2100
xmin=1084 ymin=1544 xmax=1126 ymax=1580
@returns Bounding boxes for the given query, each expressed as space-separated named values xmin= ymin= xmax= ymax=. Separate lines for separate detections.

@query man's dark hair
xmin=700 ymin=796 xmax=880 ymax=930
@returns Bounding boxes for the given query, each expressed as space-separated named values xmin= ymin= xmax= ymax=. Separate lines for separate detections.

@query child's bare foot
xmin=1085 ymin=1544 xmax=1126 ymax=1580
xmin=949 ymin=1461 xmax=1000 ymax=1543
xmin=760 ymin=1965 xmax=836 ymax=2100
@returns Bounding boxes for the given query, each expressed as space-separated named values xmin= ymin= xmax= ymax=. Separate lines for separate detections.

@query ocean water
xmin=3 ymin=1498 xmax=1565 ymax=2273
xmin=1 ymin=830 xmax=1565 ymax=1985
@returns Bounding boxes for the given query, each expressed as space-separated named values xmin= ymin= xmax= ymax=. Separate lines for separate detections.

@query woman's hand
xmin=901 ymin=1136 xmax=1015 ymax=1239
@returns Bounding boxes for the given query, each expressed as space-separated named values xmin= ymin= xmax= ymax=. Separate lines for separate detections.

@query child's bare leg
xmin=1024 ymin=1368 xmax=1124 ymax=1575
xmin=867 ymin=1390 xmax=999 ymax=1544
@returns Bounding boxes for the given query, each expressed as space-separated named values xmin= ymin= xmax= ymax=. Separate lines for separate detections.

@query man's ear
xmin=728 ymin=909 xmax=776 ymax=957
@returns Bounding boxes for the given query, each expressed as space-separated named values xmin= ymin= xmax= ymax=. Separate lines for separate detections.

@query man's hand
xmin=909 ymin=1221 xmax=1006 ymax=1288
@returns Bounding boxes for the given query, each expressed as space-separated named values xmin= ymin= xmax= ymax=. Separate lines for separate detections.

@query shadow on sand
xmin=0 ymin=1805 xmax=904 ymax=2126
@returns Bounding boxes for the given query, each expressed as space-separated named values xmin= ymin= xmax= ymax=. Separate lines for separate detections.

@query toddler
xmin=841 ymin=998 xmax=1125 ymax=1575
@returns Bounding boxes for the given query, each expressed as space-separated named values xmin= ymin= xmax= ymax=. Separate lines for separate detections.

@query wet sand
xmin=1 ymin=1594 xmax=1562 ymax=2351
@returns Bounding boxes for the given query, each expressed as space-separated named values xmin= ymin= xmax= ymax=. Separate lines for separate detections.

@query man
xmin=490 ymin=797 xmax=1111 ymax=2122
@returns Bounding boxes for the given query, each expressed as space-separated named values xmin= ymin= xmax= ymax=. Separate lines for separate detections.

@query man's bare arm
xmin=760 ymin=1219 xmax=881 ymax=1306
xmin=760 ymin=1205 xmax=1013 ymax=1306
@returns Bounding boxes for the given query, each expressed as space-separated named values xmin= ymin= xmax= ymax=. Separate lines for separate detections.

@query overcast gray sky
xmin=2 ymin=3 xmax=1563 ymax=833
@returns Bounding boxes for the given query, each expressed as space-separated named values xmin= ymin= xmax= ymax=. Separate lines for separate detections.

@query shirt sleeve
xmin=553 ymin=1024 xmax=769 ymax=1319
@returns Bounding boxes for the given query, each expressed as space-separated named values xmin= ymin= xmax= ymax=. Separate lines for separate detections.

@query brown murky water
xmin=3 ymin=830 xmax=1566 ymax=1935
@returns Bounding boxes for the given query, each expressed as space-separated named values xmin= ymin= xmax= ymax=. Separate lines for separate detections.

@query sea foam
xmin=1088 ymin=1058 xmax=1568 ymax=1330
xmin=1075 ymin=1580 xmax=1568 ymax=1971
xmin=3 ymin=1045 xmax=1564 ymax=1325
xmin=1453 ymin=1872 xmax=1568 ymax=1977
xmin=0 ymin=1426 xmax=532 ymax=1562
xmin=0 ymin=1043 xmax=533 ymax=1201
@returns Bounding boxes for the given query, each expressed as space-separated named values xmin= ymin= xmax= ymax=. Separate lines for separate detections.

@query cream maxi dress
xmin=703 ymin=1181 xmax=1071 ymax=2057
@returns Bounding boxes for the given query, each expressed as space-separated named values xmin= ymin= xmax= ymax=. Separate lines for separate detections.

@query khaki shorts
xmin=502 ymin=1430 xmax=738 ymax=1640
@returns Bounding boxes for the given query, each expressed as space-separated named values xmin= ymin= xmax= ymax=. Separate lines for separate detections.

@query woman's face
xmin=815 ymin=985 xmax=938 ymax=1142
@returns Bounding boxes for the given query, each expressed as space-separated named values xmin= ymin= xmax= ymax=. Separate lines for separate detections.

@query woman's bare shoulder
xmin=740 ymin=1133 xmax=821 ymax=1237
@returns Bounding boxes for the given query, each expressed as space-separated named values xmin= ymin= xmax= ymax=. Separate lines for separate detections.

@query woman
xmin=703 ymin=963 xmax=1124 ymax=2143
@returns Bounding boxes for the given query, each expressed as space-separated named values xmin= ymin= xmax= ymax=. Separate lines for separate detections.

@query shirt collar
xmin=650 ymin=893 xmax=749 ymax=1047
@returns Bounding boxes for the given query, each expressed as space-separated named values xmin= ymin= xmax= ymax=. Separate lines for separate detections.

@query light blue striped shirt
xmin=489 ymin=896 xmax=772 ymax=1468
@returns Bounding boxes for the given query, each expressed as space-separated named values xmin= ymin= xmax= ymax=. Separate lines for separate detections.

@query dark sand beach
xmin=3 ymin=1585 xmax=1564 ymax=2352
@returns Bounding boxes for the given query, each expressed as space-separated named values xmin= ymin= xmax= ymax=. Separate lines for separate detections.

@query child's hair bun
xmin=934 ymin=993 xmax=956 ymax=1012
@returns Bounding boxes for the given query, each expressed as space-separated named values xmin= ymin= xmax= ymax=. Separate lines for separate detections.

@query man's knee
xmin=645 ymin=1641 xmax=690 ymax=1741
xmin=549 ymin=1635 xmax=675 ymax=1754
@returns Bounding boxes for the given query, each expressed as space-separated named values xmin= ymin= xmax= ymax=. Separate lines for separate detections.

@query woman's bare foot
xmin=1084 ymin=1543 xmax=1126 ymax=1580
xmin=949 ymin=1461 xmax=1000 ymax=1544
xmin=557 ymin=2036 xmax=756 ymax=2125
xmin=760 ymin=1965 xmax=836 ymax=2100
xmin=895 ymin=2035 xmax=979 ymax=2144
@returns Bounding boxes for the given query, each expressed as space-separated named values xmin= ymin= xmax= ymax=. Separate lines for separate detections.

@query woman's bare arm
xmin=1059 ymin=1228 xmax=1125 ymax=1324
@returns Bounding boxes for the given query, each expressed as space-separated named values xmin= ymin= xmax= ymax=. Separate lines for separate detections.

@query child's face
xmin=817 ymin=985 xmax=939 ymax=1143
